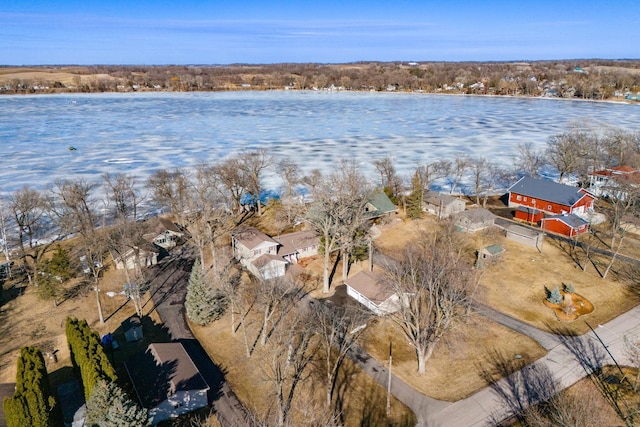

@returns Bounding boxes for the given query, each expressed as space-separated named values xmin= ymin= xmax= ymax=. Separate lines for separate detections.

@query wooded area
xmin=2 ymin=60 xmax=640 ymax=100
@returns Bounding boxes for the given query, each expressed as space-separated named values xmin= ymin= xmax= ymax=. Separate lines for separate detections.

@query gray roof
xmin=456 ymin=208 xmax=496 ymax=223
xmin=232 ymin=226 xmax=277 ymax=250
xmin=423 ymin=190 xmax=462 ymax=206
xmin=509 ymin=177 xmax=592 ymax=207
xmin=274 ymin=230 xmax=320 ymax=256
xmin=542 ymin=214 xmax=589 ymax=229
xmin=252 ymin=253 xmax=288 ymax=269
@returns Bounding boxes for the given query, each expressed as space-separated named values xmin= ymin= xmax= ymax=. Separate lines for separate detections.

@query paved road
xmin=147 ymin=246 xmax=250 ymax=426
xmin=415 ymin=303 xmax=640 ymax=426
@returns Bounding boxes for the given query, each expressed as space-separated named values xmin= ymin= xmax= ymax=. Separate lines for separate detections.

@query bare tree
xmin=10 ymin=186 xmax=55 ymax=285
xmin=516 ymin=141 xmax=545 ymax=178
xmin=312 ymin=302 xmax=371 ymax=414
xmin=238 ymin=148 xmax=272 ymax=216
xmin=185 ymin=163 xmax=236 ymax=271
xmin=277 ymin=158 xmax=303 ymax=225
xmin=104 ymin=174 xmax=149 ymax=317
xmin=599 ymin=180 xmax=640 ymax=279
xmin=146 ymin=168 xmax=188 ymax=219
xmin=385 ymin=226 xmax=477 ymax=373
xmin=259 ymin=311 xmax=317 ymax=427
xmin=373 ymin=155 xmax=401 ymax=200
xmin=546 ymin=130 xmax=588 ymax=183
xmin=211 ymin=157 xmax=249 ymax=213
xmin=447 ymin=154 xmax=469 ymax=194
xmin=255 ymin=276 xmax=302 ymax=347
xmin=306 ymin=160 xmax=370 ymax=293
xmin=50 ymin=178 xmax=107 ymax=323
xmin=103 ymin=172 xmax=143 ymax=222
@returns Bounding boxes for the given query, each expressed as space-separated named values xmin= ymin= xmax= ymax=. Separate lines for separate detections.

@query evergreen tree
xmin=85 ymin=380 xmax=149 ymax=427
xmin=3 ymin=347 xmax=57 ymax=427
xmin=65 ymin=317 xmax=117 ymax=401
xmin=47 ymin=245 xmax=73 ymax=281
xmin=406 ymin=170 xmax=424 ymax=218
xmin=548 ymin=285 xmax=563 ymax=304
xmin=185 ymin=259 xmax=227 ymax=325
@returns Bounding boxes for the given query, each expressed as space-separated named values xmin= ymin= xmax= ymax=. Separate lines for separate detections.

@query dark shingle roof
xmin=508 ymin=177 xmax=592 ymax=207
xmin=125 ymin=343 xmax=209 ymax=408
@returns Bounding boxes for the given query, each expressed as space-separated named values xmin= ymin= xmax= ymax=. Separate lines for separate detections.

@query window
xmin=253 ymin=249 xmax=261 ymax=256
xmin=523 ymin=197 xmax=528 ymax=202
xmin=516 ymin=195 xmax=522 ymax=201
xmin=548 ymin=205 xmax=552 ymax=211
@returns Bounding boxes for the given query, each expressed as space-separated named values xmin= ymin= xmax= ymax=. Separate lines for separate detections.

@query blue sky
xmin=1 ymin=0 xmax=639 ymax=65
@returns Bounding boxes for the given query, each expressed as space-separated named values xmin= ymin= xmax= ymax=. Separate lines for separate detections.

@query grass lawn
xmin=360 ymin=314 xmax=547 ymax=402
xmin=477 ymin=234 xmax=639 ymax=335
xmin=190 ymin=310 xmax=416 ymax=427
xmin=0 ymin=261 xmax=159 ymax=386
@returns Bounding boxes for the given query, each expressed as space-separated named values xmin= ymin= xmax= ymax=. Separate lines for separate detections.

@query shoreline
xmin=1 ymin=87 xmax=637 ymax=106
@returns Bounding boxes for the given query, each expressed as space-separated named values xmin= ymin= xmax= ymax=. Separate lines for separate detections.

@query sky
xmin=1 ymin=0 xmax=639 ymax=65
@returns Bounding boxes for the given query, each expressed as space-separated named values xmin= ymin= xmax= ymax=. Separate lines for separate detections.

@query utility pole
xmin=386 ymin=340 xmax=392 ymax=416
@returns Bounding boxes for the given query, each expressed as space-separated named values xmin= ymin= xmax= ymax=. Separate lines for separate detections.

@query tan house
xmin=423 ymin=191 xmax=466 ymax=219
xmin=232 ymin=226 xmax=279 ymax=264
xmin=274 ymin=230 xmax=320 ymax=264
xmin=113 ymin=245 xmax=159 ymax=270
xmin=345 ymin=269 xmax=401 ymax=316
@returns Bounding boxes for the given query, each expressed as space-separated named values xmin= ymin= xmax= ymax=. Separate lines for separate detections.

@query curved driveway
xmin=146 ymin=246 xmax=249 ymax=426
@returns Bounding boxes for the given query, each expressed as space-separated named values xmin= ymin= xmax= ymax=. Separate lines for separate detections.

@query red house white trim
xmin=508 ymin=177 xmax=595 ymax=224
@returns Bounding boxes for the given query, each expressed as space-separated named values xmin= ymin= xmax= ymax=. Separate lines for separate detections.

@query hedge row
xmin=65 ymin=317 xmax=117 ymax=402
xmin=3 ymin=347 xmax=56 ymax=427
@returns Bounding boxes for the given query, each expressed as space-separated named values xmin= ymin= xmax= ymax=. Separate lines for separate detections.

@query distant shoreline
xmin=1 ymin=88 xmax=637 ymax=106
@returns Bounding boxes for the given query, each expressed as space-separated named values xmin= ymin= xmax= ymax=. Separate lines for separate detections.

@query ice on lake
xmin=1 ymin=91 xmax=638 ymax=196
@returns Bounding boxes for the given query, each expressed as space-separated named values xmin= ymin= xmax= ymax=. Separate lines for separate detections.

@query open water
xmin=0 ymin=91 xmax=638 ymax=196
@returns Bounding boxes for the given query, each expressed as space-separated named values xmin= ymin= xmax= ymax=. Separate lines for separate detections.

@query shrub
xmin=547 ymin=285 xmax=563 ymax=305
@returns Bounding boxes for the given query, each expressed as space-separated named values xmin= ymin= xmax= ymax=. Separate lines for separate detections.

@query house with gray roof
xmin=454 ymin=208 xmax=496 ymax=233
xmin=274 ymin=230 xmax=320 ymax=264
xmin=422 ymin=190 xmax=466 ymax=219
xmin=508 ymin=177 xmax=595 ymax=219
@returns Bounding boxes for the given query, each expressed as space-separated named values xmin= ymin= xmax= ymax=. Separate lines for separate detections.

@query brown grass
xmin=0 ymin=258 xmax=158 ymax=385
xmin=360 ymin=314 xmax=546 ymax=402
xmin=190 ymin=311 xmax=416 ymax=426
xmin=477 ymin=234 xmax=639 ymax=334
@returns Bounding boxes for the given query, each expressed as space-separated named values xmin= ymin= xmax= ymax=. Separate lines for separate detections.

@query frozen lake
xmin=1 ymin=91 xmax=638 ymax=196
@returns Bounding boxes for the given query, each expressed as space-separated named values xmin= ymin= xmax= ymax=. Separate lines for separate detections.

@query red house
xmin=508 ymin=177 xmax=595 ymax=224
xmin=541 ymin=214 xmax=589 ymax=238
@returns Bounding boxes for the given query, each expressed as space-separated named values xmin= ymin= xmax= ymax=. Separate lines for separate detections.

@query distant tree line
xmin=2 ymin=60 xmax=640 ymax=100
